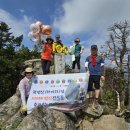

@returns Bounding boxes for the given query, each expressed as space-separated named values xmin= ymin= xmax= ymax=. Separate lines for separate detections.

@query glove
xmin=21 ymin=105 xmax=27 ymax=113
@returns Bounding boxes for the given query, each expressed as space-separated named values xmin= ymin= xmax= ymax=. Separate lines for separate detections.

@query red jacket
xmin=41 ymin=43 xmax=53 ymax=61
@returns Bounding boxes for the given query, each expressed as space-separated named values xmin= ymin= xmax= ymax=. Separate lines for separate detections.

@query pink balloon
xmin=41 ymin=25 xmax=52 ymax=35
xmin=31 ymin=23 xmax=40 ymax=34
xmin=35 ymin=21 xmax=42 ymax=27
xmin=40 ymin=25 xmax=45 ymax=33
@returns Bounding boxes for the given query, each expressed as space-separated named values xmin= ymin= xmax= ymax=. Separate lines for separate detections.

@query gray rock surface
xmin=93 ymin=115 xmax=130 ymax=130
xmin=84 ymin=105 xmax=103 ymax=117
xmin=23 ymin=59 xmax=54 ymax=75
xmin=0 ymin=93 xmax=21 ymax=123
xmin=78 ymin=120 xmax=94 ymax=130
xmin=16 ymin=106 xmax=76 ymax=130
xmin=78 ymin=115 xmax=130 ymax=130
xmin=0 ymin=94 xmax=76 ymax=130
xmin=4 ymin=110 xmax=24 ymax=130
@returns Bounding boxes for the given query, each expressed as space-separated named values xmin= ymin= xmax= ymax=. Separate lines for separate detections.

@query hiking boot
xmin=92 ymin=98 xmax=100 ymax=110
xmin=88 ymin=97 xmax=94 ymax=107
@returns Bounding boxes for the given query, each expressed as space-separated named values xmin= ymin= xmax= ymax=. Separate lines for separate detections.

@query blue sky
xmin=0 ymin=0 xmax=130 ymax=68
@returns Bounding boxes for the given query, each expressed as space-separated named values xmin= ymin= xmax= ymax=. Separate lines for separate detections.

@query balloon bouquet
xmin=28 ymin=21 xmax=69 ymax=55
xmin=28 ymin=21 xmax=52 ymax=42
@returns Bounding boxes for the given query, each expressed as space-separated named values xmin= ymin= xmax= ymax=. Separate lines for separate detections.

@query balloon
xmin=30 ymin=23 xmax=35 ymax=30
xmin=31 ymin=23 xmax=40 ymax=34
xmin=33 ymin=33 xmax=41 ymax=41
xmin=28 ymin=32 xmax=38 ymax=42
xmin=63 ymin=46 xmax=69 ymax=55
xmin=41 ymin=25 xmax=52 ymax=35
xmin=29 ymin=21 xmax=52 ymax=43
xmin=40 ymin=25 xmax=45 ymax=33
xmin=35 ymin=21 xmax=42 ymax=27
xmin=56 ymin=45 xmax=63 ymax=53
xmin=52 ymin=43 xmax=57 ymax=52
xmin=35 ymin=21 xmax=42 ymax=33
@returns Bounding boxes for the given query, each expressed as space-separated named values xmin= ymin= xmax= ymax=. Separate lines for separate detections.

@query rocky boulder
xmin=16 ymin=106 xmax=76 ymax=130
xmin=0 ymin=93 xmax=21 ymax=123
xmin=78 ymin=115 xmax=130 ymax=130
xmin=23 ymin=59 xmax=54 ymax=75
xmin=0 ymin=93 xmax=76 ymax=130
xmin=93 ymin=115 xmax=130 ymax=130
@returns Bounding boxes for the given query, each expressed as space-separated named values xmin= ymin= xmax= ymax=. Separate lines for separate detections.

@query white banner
xmin=27 ymin=73 xmax=89 ymax=114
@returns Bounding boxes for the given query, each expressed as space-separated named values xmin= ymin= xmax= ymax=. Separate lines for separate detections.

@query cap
xmin=74 ymin=38 xmax=80 ymax=42
xmin=91 ymin=45 xmax=98 ymax=49
xmin=55 ymin=34 xmax=60 ymax=38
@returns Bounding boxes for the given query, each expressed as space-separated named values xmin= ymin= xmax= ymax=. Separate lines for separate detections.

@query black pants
xmin=41 ymin=59 xmax=51 ymax=74
xmin=87 ymin=75 xmax=101 ymax=92
xmin=72 ymin=56 xmax=80 ymax=70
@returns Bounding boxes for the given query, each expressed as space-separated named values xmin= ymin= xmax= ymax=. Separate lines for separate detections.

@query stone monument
xmin=54 ymin=53 xmax=65 ymax=74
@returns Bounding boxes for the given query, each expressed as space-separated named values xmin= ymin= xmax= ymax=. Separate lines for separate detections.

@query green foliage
xmin=0 ymin=22 xmax=40 ymax=103
xmin=0 ymin=122 xmax=5 ymax=130
xmin=102 ymin=89 xmax=117 ymax=108
xmin=102 ymin=67 xmax=126 ymax=109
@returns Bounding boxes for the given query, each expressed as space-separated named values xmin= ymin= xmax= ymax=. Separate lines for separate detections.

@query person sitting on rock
xmin=85 ymin=45 xmax=105 ymax=109
xmin=18 ymin=67 xmax=34 ymax=114
xmin=41 ymin=36 xmax=54 ymax=74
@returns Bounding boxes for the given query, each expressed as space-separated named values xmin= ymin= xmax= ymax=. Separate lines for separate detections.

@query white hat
xmin=25 ymin=67 xmax=33 ymax=73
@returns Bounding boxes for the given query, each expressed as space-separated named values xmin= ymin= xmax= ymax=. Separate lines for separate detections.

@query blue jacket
xmin=85 ymin=55 xmax=105 ymax=76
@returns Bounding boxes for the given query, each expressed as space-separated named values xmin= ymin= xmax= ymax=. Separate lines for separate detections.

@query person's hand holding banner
xmin=21 ymin=105 xmax=27 ymax=114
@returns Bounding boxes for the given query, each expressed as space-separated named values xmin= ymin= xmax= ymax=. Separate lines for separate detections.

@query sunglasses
xmin=91 ymin=48 xmax=97 ymax=50
xmin=47 ymin=39 xmax=53 ymax=41
xmin=26 ymin=72 xmax=33 ymax=74
xmin=75 ymin=41 xmax=79 ymax=42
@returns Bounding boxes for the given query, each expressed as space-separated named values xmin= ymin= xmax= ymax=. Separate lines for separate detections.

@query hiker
xmin=70 ymin=38 xmax=84 ymax=73
xmin=54 ymin=34 xmax=63 ymax=47
xmin=18 ymin=67 xmax=34 ymax=114
xmin=85 ymin=45 xmax=105 ymax=109
xmin=41 ymin=36 xmax=54 ymax=74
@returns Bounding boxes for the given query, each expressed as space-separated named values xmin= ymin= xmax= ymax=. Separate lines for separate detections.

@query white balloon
xmin=30 ymin=23 xmax=40 ymax=34
xmin=35 ymin=21 xmax=42 ymax=26
xmin=33 ymin=33 xmax=41 ymax=41
xmin=28 ymin=32 xmax=38 ymax=42
xmin=30 ymin=23 xmax=35 ymax=30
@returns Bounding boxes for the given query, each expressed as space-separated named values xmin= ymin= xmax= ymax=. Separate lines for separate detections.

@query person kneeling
xmin=18 ymin=67 xmax=34 ymax=115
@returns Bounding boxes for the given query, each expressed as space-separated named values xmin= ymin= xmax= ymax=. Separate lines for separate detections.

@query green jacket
xmin=73 ymin=43 xmax=81 ymax=57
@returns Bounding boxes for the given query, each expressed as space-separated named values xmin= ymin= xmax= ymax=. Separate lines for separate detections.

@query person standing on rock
xmin=71 ymin=38 xmax=84 ymax=73
xmin=41 ymin=36 xmax=54 ymax=74
xmin=85 ymin=45 xmax=105 ymax=109
xmin=54 ymin=34 xmax=63 ymax=47
xmin=18 ymin=67 xmax=34 ymax=114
